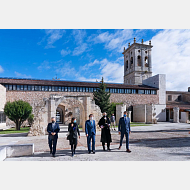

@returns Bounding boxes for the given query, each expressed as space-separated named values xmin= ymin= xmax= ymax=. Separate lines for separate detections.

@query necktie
xmin=124 ymin=117 xmax=127 ymax=124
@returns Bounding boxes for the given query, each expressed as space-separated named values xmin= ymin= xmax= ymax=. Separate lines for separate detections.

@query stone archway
xmin=55 ymin=96 xmax=86 ymax=129
xmin=28 ymin=94 xmax=102 ymax=136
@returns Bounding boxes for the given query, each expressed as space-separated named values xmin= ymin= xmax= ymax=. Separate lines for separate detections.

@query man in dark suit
xmin=47 ymin=117 xmax=60 ymax=157
xmin=85 ymin=114 xmax=96 ymax=154
xmin=118 ymin=111 xmax=131 ymax=153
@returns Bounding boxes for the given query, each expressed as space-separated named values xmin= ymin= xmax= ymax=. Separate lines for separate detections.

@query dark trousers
xmin=48 ymin=137 xmax=58 ymax=155
xmin=120 ymin=132 xmax=129 ymax=149
xmin=87 ymin=134 xmax=95 ymax=152
xmin=102 ymin=142 xmax=110 ymax=149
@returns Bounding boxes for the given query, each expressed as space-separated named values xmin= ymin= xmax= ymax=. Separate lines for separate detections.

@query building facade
xmin=0 ymin=38 xmax=189 ymax=135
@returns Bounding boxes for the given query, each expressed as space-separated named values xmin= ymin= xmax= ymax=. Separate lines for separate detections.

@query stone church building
xmin=0 ymin=38 xmax=190 ymax=135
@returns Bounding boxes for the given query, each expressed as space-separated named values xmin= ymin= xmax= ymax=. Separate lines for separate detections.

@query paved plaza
xmin=1 ymin=122 xmax=190 ymax=161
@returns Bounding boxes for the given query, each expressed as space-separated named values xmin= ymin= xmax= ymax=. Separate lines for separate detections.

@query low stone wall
xmin=0 ymin=144 xmax=34 ymax=160
xmin=0 ymin=147 xmax=6 ymax=161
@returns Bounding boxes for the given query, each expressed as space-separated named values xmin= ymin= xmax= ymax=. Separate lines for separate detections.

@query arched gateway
xmin=28 ymin=94 xmax=102 ymax=136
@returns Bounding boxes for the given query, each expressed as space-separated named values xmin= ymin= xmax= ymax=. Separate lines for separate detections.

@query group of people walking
xmin=47 ymin=111 xmax=131 ymax=157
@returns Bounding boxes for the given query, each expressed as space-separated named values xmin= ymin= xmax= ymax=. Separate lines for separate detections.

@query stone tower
xmin=123 ymin=38 xmax=153 ymax=85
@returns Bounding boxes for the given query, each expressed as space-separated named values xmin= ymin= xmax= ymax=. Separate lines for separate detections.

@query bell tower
xmin=123 ymin=38 xmax=153 ymax=85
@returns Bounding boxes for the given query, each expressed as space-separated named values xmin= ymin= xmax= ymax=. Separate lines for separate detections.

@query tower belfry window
xmin=145 ymin=56 xmax=148 ymax=67
xmin=137 ymin=55 xmax=141 ymax=66
xmin=126 ymin=60 xmax=128 ymax=70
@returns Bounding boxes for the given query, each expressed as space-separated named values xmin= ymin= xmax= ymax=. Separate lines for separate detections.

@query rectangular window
xmin=62 ymin=87 xmax=65 ymax=92
xmin=20 ymin=85 xmax=24 ymax=91
xmin=89 ymin=88 xmax=93 ymax=92
xmin=74 ymin=87 xmax=76 ymax=92
xmin=65 ymin=87 xmax=68 ymax=92
xmin=45 ymin=86 xmax=48 ymax=91
xmin=83 ymin=87 xmax=86 ymax=92
xmin=138 ymin=90 xmax=144 ymax=94
xmin=24 ymin=85 xmax=27 ymax=91
xmin=93 ymin=88 xmax=96 ymax=92
xmin=86 ymin=87 xmax=89 ymax=92
xmin=35 ymin=86 xmax=39 ymax=91
xmin=39 ymin=86 xmax=42 ymax=91
xmin=151 ymin=90 xmax=156 ymax=95
xmin=58 ymin=86 xmax=62 ymax=92
xmin=13 ymin=85 xmax=16 ymax=90
xmin=5 ymin=84 xmax=8 ymax=90
xmin=76 ymin=87 xmax=80 ymax=92
xmin=68 ymin=87 xmax=71 ymax=92
xmin=132 ymin=89 xmax=136 ymax=94
xmin=0 ymin=111 xmax=6 ymax=123
xmin=17 ymin=85 xmax=21 ymax=90
xmin=80 ymin=87 xmax=83 ymax=92
xmin=121 ymin=89 xmax=124 ymax=94
xmin=70 ymin=87 xmax=73 ymax=92
xmin=55 ymin=86 xmax=58 ymax=91
xmin=9 ymin=84 xmax=13 ymax=90
xmin=28 ymin=85 xmax=31 ymax=91
xmin=52 ymin=86 xmax=55 ymax=91
xmin=49 ymin=86 xmax=52 ymax=91
xmin=41 ymin=86 xmax=45 ymax=91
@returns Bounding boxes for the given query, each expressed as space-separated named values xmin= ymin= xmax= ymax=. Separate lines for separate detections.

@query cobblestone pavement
xmin=3 ymin=122 xmax=190 ymax=161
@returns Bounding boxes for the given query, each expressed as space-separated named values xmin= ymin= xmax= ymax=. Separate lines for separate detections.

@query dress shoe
xmin=50 ymin=150 xmax=52 ymax=154
xmin=126 ymin=149 xmax=131 ymax=153
xmin=52 ymin=154 xmax=55 ymax=157
xmin=103 ymin=146 xmax=105 ymax=151
xmin=93 ymin=151 xmax=95 ymax=154
xmin=88 ymin=151 xmax=91 ymax=154
xmin=108 ymin=148 xmax=111 ymax=151
xmin=118 ymin=146 xmax=121 ymax=150
xmin=74 ymin=149 xmax=76 ymax=154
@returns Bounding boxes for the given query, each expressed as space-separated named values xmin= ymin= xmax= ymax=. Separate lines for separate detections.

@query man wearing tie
xmin=85 ymin=114 xmax=96 ymax=154
xmin=118 ymin=111 xmax=131 ymax=153
xmin=47 ymin=117 xmax=60 ymax=157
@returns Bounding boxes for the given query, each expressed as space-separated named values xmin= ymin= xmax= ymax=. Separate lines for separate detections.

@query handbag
xmin=66 ymin=132 xmax=70 ymax=140
xmin=49 ymin=134 xmax=55 ymax=140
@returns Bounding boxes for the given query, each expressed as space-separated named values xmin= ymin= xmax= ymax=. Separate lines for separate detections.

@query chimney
xmin=149 ymin=40 xmax=151 ymax=45
xmin=141 ymin=39 xmax=144 ymax=44
xmin=134 ymin=37 xmax=136 ymax=43
xmin=128 ymin=43 xmax=130 ymax=47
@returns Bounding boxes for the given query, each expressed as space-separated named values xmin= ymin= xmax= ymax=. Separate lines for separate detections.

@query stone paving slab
xmin=2 ymin=122 xmax=190 ymax=161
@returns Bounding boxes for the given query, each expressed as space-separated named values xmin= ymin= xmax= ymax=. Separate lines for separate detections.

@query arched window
xmin=145 ymin=56 xmax=148 ymax=67
xmin=137 ymin=55 xmax=141 ymax=66
xmin=126 ymin=60 xmax=128 ymax=71
xmin=130 ymin=57 xmax=133 ymax=64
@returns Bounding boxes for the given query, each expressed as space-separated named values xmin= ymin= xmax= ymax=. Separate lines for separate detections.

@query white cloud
xmin=73 ymin=43 xmax=88 ymax=56
xmin=0 ymin=65 xmax=4 ymax=73
xmin=55 ymin=61 xmax=77 ymax=78
xmin=72 ymin=30 xmax=88 ymax=56
xmin=150 ymin=29 xmax=190 ymax=91
xmin=14 ymin=71 xmax=31 ymax=78
xmin=37 ymin=60 xmax=51 ymax=70
xmin=72 ymin=29 xmax=86 ymax=44
xmin=91 ymin=29 xmax=134 ymax=53
xmin=60 ymin=49 xmax=71 ymax=57
xmin=38 ymin=29 xmax=65 ymax=49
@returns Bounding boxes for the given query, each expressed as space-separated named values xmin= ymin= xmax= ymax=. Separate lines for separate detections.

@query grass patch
xmin=0 ymin=127 xmax=30 ymax=134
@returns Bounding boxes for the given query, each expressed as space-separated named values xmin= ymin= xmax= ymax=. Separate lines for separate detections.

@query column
xmin=148 ymin=50 xmax=152 ymax=72
xmin=173 ymin=107 xmax=179 ymax=123
xmin=141 ymin=49 xmax=145 ymax=71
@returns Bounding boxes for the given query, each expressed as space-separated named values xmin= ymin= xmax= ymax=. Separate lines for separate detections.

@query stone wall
xmin=0 ymin=84 xmax=6 ymax=129
xmin=143 ymin=74 xmax=166 ymax=105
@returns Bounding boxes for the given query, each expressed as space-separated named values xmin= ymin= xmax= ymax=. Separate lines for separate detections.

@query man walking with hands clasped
xmin=118 ymin=111 xmax=131 ymax=153
xmin=85 ymin=114 xmax=96 ymax=154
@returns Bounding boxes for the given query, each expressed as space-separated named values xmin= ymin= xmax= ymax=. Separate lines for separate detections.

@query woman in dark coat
xmin=98 ymin=112 xmax=112 ymax=151
xmin=68 ymin=117 xmax=80 ymax=157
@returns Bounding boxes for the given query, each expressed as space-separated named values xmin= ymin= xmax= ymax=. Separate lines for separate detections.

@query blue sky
xmin=0 ymin=29 xmax=189 ymax=91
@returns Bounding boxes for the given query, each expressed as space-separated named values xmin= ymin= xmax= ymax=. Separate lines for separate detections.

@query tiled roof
xmin=0 ymin=77 xmax=158 ymax=90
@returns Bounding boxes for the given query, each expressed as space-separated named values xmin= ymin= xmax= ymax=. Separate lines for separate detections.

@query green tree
xmin=28 ymin=114 xmax=34 ymax=127
xmin=107 ymin=102 xmax=123 ymax=117
xmin=93 ymin=77 xmax=111 ymax=113
xmin=4 ymin=100 xmax=32 ymax=130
